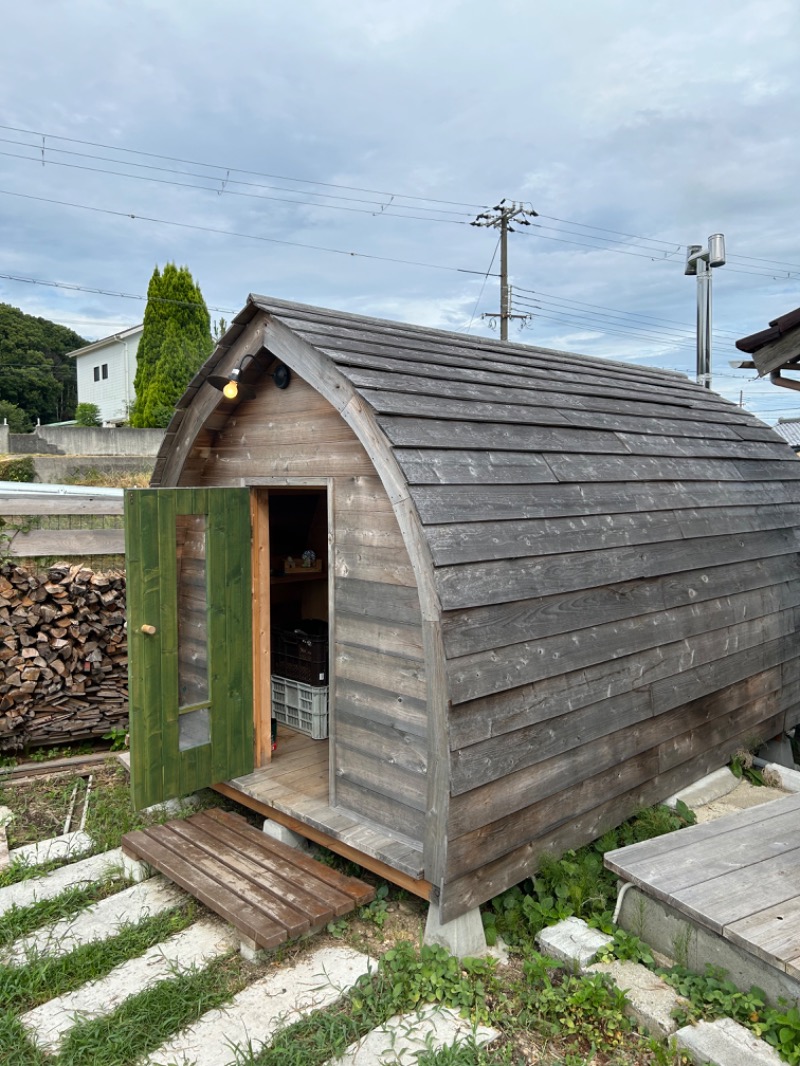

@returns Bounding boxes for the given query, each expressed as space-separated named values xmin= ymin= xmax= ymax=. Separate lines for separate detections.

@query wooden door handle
xmin=140 ymin=624 xmax=157 ymax=635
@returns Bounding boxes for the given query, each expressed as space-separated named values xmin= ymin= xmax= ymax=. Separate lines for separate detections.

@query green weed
xmin=0 ymin=878 xmax=124 ymax=948
xmin=0 ymin=901 xmax=198 ymax=1014
xmin=517 ymin=953 xmax=631 ymax=1057
xmin=664 ymin=965 xmax=800 ymax=1065
xmin=58 ymin=952 xmax=247 ymax=1066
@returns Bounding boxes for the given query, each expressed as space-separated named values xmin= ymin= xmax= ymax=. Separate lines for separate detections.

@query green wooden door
xmin=125 ymin=487 xmax=254 ymax=809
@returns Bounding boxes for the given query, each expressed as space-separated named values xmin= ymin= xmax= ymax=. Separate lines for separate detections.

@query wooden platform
xmin=122 ymin=808 xmax=375 ymax=950
xmin=221 ymin=724 xmax=427 ymax=887
xmin=605 ymin=792 xmax=800 ymax=979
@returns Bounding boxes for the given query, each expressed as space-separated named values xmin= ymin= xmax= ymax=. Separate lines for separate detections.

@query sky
xmin=1 ymin=0 xmax=799 ymax=424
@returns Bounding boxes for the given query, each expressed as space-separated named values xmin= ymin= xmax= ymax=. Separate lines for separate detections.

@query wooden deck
xmin=122 ymin=808 xmax=375 ymax=950
xmin=605 ymin=792 xmax=800 ymax=980
xmin=217 ymin=724 xmax=429 ymax=891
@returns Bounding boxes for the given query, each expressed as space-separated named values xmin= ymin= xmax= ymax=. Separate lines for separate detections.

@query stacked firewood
xmin=0 ymin=562 xmax=128 ymax=751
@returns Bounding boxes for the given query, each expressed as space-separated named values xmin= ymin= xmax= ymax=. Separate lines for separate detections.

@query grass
xmin=0 ymin=878 xmax=125 ymax=948
xmin=57 ymin=951 xmax=250 ymax=1066
xmin=0 ymin=901 xmax=199 ymax=1015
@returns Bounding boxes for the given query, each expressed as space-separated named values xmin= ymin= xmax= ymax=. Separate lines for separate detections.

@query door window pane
xmin=176 ymin=514 xmax=209 ymax=710
xmin=179 ymin=707 xmax=211 ymax=750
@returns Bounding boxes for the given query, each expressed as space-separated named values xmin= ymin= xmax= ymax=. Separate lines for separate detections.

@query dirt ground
xmin=692 ymin=776 xmax=790 ymax=824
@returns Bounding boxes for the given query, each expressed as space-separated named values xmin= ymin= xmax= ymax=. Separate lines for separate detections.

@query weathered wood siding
xmin=262 ymin=301 xmax=800 ymax=920
xmin=184 ymin=373 xmax=428 ymax=844
xmin=153 ymin=296 xmax=800 ymax=919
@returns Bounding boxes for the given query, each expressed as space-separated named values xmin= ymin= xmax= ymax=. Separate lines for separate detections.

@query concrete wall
xmin=9 ymin=427 xmax=165 ymax=456
xmin=32 ymin=455 xmax=156 ymax=483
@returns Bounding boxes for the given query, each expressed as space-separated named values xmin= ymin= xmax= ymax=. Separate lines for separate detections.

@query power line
xmin=7 ymin=122 xmax=799 ymax=278
xmin=536 ymin=212 xmax=800 ymax=273
xmin=512 ymin=286 xmax=742 ymax=338
xmin=0 ymin=136 xmax=471 ymax=217
xmin=0 ymin=144 xmax=468 ymax=225
xmin=0 ymin=190 xmax=496 ymax=277
xmin=0 ymin=272 xmax=239 ymax=314
xmin=0 ymin=123 xmax=487 ymax=210
xmin=464 ymin=236 xmax=501 ymax=334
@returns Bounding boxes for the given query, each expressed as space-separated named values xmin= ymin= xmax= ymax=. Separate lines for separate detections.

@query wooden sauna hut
xmin=125 ymin=295 xmax=800 ymax=925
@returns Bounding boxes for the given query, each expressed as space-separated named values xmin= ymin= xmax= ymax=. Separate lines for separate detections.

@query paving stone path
xmin=6 ymin=844 xmax=502 ymax=1065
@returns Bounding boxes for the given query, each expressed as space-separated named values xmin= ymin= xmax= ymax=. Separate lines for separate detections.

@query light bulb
xmin=222 ymin=380 xmax=239 ymax=400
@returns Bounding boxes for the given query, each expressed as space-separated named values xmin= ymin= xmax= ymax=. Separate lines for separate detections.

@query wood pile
xmin=0 ymin=562 xmax=128 ymax=751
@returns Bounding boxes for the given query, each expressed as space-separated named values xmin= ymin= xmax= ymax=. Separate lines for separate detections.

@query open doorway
xmin=251 ymin=487 xmax=330 ymax=782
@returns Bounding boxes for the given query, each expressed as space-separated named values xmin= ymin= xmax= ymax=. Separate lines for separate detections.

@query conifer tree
xmin=130 ymin=264 xmax=213 ymax=427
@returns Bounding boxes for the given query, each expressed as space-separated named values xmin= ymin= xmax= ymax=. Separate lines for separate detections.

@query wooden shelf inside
xmin=270 ymin=571 xmax=326 ymax=584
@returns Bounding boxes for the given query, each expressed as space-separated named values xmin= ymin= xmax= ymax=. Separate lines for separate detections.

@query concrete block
xmin=756 ymin=735 xmax=795 ymax=769
xmin=142 ymin=794 xmax=200 ymax=818
xmin=616 ymin=886 xmax=800 ymax=1009
xmin=329 ymin=1003 xmax=500 ymax=1064
xmin=588 ymin=959 xmax=684 ymax=1038
xmin=262 ymin=819 xmax=310 ymax=850
xmin=424 ymin=903 xmax=488 ymax=958
xmin=0 ymin=848 xmax=127 ymax=917
xmin=22 ymin=918 xmax=236 ymax=1053
xmin=664 ymin=767 xmax=738 ymax=810
xmin=10 ymin=830 xmax=93 ymax=868
xmin=143 ymin=945 xmax=373 ymax=1065
xmin=676 ymin=1017 xmax=785 ymax=1066
xmin=4 ymin=876 xmax=186 ymax=964
xmin=763 ymin=762 xmax=800 ymax=793
xmin=535 ymin=917 xmax=613 ymax=971
xmin=118 ymin=850 xmax=152 ymax=883
xmin=0 ymin=805 xmax=14 ymax=828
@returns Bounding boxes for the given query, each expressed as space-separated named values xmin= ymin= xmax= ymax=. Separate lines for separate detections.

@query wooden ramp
xmin=605 ymin=792 xmax=800 ymax=980
xmin=122 ymin=808 xmax=375 ymax=950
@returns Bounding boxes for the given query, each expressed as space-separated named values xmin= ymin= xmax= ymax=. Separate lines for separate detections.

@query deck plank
xmin=122 ymin=809 xmax=375 ymax=949
xmin=726 ymin=900 xmax=800 ymax=970
xmin=605 ymin=792 xmax=800 ymax=978
xmin=673 ymin=845 xmax=800 ymax=933
xmin=607 ymin=809 xmax=800 ymax=896
xmin=144 ymin=824 xmax=312 ymax=938
xmin=198 ymin=809 xmax=373 ymax=909
xmin=122 ymin=829 xmax=286 ymax=949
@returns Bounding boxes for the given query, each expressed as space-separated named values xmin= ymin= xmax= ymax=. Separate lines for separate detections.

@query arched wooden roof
xmin=154 ymin=293 xmax=800 ymax=695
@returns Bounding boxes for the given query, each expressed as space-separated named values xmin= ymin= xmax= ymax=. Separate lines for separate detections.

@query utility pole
xmin=684 ymin=234 xmax=726 ymax=390
xmin=471 ymin=200 xmax=538 ymax=340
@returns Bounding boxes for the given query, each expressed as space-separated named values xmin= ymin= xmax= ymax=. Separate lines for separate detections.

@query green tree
xmin=130 ymin=264 xmax=214 ymax=428
xmin=0 ymin=303 xmax=85 ymax=424
xmin=75 ymin=402 xmax=101 ymax=427
xmin=0 ymin=399 xmax=33 ymax=433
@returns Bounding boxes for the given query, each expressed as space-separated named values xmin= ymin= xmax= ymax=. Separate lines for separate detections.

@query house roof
xmin=67 ymin=324 xmax=143 ymax=360
xmin=155 ymin=295 xmax=795 ymax=596
xmin=736 ymin=306 xmax=800 ymax=355
xmin=773 ymin=419 xmax=800 ymax=447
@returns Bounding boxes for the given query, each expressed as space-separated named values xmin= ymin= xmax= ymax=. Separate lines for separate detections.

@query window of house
xmin=102 ymin=364 xmax=109 ymax=379
xmin=93 ymin=366 xmax=100 ymax=382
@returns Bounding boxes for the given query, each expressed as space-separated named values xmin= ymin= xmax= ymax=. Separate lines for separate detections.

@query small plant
xmin=359 ymin=883 xmax=390 ymax=928
xmin=355 ymin=941 xmax=499 ymax=1025
xmin=518 ymin=953 xmax=631 ymax=1056
xmin=103 ymin=727 xmax=129 ymax=752
xmin=596 ymin=928 xmax=655 ymax=967
xmin=730 ymin=749 xmax=767 ymax=786
xmin=663 ymin=965 xmax=800 ymax=1064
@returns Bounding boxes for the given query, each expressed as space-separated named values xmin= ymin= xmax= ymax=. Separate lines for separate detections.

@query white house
xmin=68 ymin=325 xmax=143 ymax=424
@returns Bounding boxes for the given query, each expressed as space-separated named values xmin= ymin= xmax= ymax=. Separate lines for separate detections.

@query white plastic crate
xmin=271 ymin=674 xmax=329 ymax=739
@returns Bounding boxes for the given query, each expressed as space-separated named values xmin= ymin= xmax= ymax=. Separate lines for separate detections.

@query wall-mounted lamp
xmin=208 ymin=355 xmax=291 ymax=400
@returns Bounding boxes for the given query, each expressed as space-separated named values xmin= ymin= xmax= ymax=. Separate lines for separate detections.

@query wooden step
xmin=122 ymin=808 xmax=375 ymax=950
